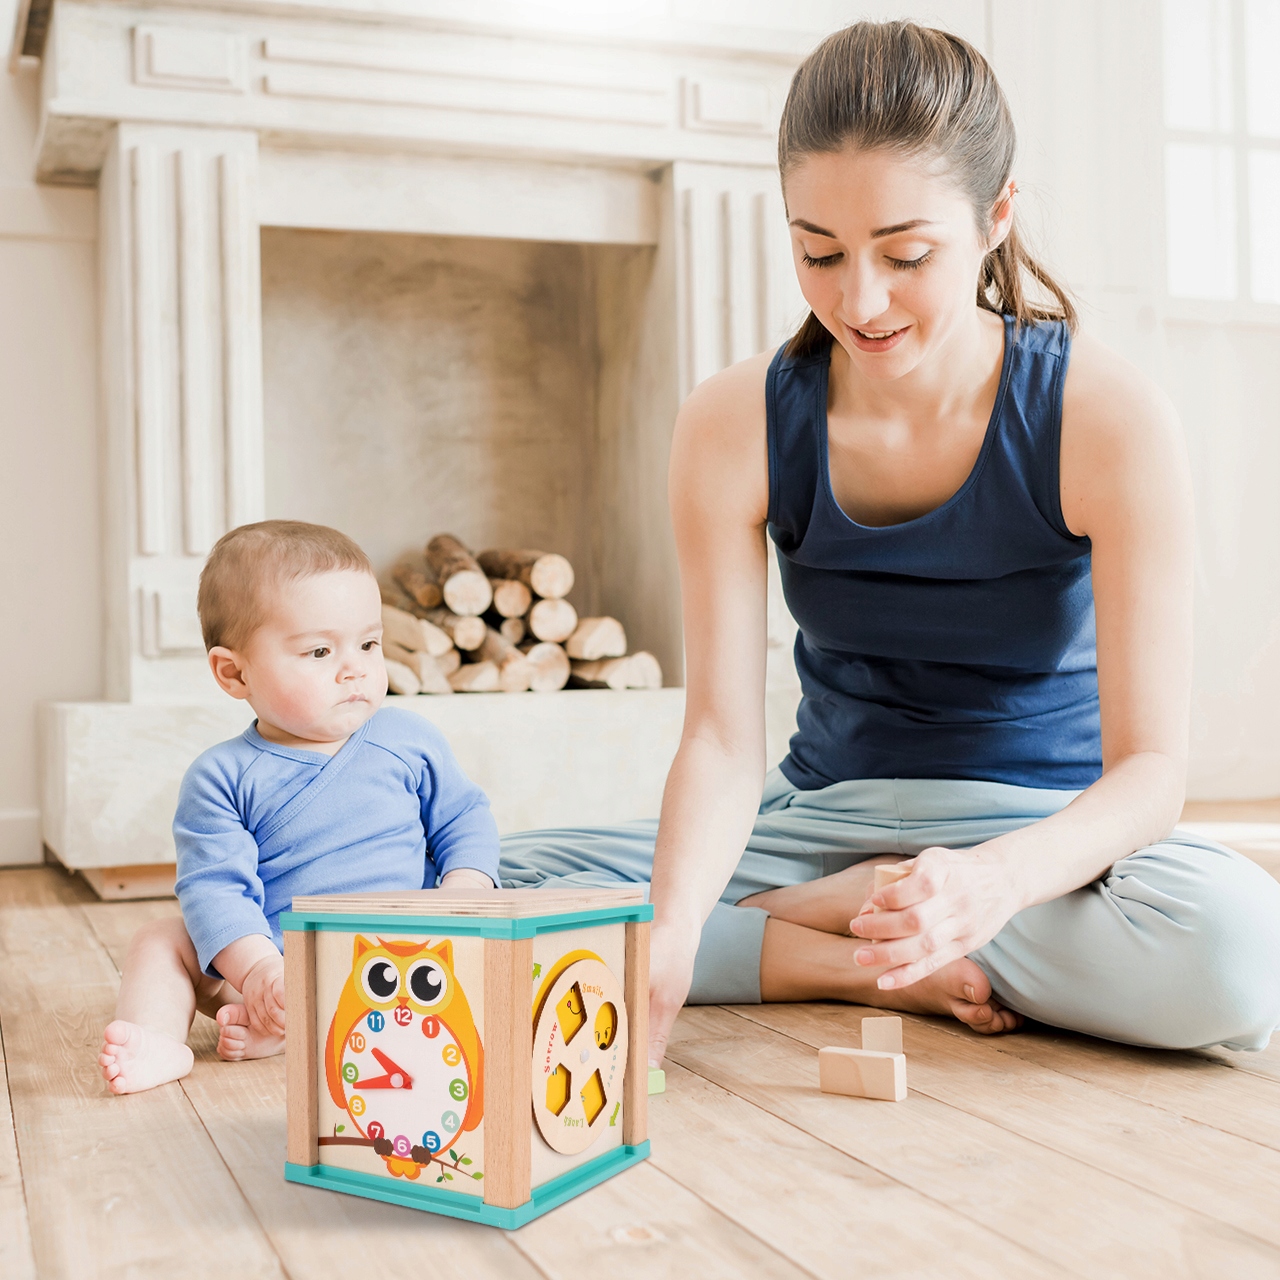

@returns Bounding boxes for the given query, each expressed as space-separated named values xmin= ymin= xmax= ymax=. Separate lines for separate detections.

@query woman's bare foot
xmin=98 ymin=1020 xmax=194 ymax=1094
xmin=863 ymin=954 xmax=1022 ymax=1034
xmin=216 ymin=1003 xmax=285 ymax=1061
xmin=741 ymin=857 xmax=909 ymax=936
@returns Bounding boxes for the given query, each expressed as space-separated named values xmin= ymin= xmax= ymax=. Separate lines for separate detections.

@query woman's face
xmin=784 ymin=147 xmax=1012 ymax=381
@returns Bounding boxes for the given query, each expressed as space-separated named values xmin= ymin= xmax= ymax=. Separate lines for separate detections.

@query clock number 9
xmin=366 ymin=1012 xmax=385 ymax=1033
xmin=366 ymin=1121 xmax=385 ymax=1141
xmin=349 ymin=1095 xmax=366 ymax=1117
xmin=421 ymin=1130 xmax=442 ymax=1153
xmin=348 ymin=1032 xmax=366 ymax=1054
xmin=448 ymin=1078 xmax=468 ymax=1102
xmin=393 ymin=1006 xmax=413 ymax=1026
xmin=342 ymin=1062 xmax=359 ymax=1084
xmin=421 ymin=1016 xmax=440 ymax=1038
xmin=441 ymin=1044 xmax=461 ymax=1067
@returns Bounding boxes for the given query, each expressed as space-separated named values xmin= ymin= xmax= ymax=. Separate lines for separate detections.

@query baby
xmin=98 ymin=520 xmax=499 ymax=1094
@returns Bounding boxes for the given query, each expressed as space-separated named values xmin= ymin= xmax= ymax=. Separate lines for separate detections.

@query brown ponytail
xmin=779 ymin=21 xmax=1077 ymax=359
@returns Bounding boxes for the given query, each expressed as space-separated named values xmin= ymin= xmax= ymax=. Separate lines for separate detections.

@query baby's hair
xmin=198 ymin=520 xmax=374 ymax=652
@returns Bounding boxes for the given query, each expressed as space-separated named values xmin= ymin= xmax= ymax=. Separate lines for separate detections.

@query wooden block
xmin=623 ymin=920 xmax=650 ymax=1145
xmin=80 ymin=864 xmax=176 ymax=901
xmin=648 ymin=1067 xmax=666 ymax=1095
xmin=284 ymin=929 xmax=319 ymax=1165
xmin=483 ymin=936 xmax=533 ymax=1210
xmin=818 ymin=1047 xmax=907 ymax=1101
xmin=565 ymin=616 xmax=627 ymax=661
xmin=383 ymin=657 xmax=421 ymax=696
xmin=861 ymin=1016 xmax=904 ymax=1054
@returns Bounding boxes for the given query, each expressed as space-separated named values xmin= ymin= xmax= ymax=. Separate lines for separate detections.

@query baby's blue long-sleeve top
xmin=174 ymin=706 xmax=500 ymax=976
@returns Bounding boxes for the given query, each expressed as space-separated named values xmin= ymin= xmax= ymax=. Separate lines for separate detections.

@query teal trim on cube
xmin=280 ymin=902 xmax=653 ymax=939
xmin=284 ymin=1141 xmax=650 ymax=1229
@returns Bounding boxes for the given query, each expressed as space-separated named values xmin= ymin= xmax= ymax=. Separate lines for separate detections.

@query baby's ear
xmin=431 ymin=939 xmax=454 ymax=969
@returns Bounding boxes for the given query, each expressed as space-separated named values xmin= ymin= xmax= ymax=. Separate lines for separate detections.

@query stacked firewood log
xmin=378 ymin=533 xmax=663 ymax=695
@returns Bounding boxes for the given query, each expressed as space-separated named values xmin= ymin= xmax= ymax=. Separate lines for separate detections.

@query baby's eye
xmin=362 ymin=640 xmax=380 ymax=651
xmin=309 ymin=647 xmax=330 ymax=659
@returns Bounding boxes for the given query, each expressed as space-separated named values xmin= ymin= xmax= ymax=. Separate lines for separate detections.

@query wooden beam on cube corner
xmin=623 ymin=920 xmax=650 ymax=1146
xmin=284 ymin=929 xmax=319 ymax=1166
xmin=483 ymin=936 xmax=533 ymax=1210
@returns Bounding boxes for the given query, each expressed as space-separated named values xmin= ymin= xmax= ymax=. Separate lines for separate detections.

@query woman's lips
xmin=846 ymin=323 xmax=910 ymax=353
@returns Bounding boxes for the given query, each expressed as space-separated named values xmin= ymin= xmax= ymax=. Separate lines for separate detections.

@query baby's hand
xmin=240 ymin=953 xmax=286 ymax=1035
xmin=440 ymin=868 xmax=496 ymax=890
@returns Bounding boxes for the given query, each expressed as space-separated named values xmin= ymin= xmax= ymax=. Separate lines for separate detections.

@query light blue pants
xmin=501 ymin=769 xmax=1280 ymax=1051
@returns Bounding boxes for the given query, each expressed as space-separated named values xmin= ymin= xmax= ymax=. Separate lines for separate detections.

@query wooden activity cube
xmin=282 ymin=887 xmax=651 ymax=1229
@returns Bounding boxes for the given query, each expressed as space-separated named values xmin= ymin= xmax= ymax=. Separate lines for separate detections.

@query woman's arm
xmin=851 ymin=332 xmax=1196 ymax=989
xmin=647 ymin=353 xmax=773 ymax=1064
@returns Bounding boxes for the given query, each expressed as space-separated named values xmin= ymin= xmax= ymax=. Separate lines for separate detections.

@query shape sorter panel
xmin=314 ymin=929 xmax=486 ymax=1196
xmin=529 ymin=922 xmax=627 ymax=1189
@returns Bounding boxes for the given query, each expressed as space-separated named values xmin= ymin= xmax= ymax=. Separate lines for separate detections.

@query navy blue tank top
xmin=768 ymin=316 xmax=1102 ymax=791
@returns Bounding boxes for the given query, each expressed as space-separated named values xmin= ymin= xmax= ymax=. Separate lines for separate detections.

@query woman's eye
xmin=802 ymin=251 xmax=842 ymax=269
xmin=310 ymin=647 xmax=330 ymax=659
xmin=888 ymin=251 xmax=933 ymax=271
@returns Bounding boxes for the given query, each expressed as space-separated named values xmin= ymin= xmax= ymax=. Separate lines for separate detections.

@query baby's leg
xmin=99 ymin=916 xmax=227 ymax=1094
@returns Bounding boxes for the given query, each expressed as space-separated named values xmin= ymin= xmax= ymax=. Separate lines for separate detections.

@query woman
xmin=502 ymin=20 xmax=1280 ymax=1063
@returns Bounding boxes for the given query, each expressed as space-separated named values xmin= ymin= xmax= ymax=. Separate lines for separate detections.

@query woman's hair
xmin=778 ymin=20 xmax=1077 ymax=358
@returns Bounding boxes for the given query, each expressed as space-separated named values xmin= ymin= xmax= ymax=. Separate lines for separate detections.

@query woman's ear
xmin=987 ymin=178 xmax=1017 ymax=251
xmin=208 ymin=646 xmax=251 ymax=699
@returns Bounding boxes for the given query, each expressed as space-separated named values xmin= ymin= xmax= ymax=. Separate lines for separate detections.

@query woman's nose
xmin=840 ymin=262 xmax=891 ymax=326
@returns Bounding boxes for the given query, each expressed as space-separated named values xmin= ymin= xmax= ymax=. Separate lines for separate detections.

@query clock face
xmin=340 ymin=1008 xmax=472 ymax=1159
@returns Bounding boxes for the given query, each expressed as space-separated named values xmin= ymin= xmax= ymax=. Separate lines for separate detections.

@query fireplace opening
xmin=259 ymin=225 xmax=680 ymax=681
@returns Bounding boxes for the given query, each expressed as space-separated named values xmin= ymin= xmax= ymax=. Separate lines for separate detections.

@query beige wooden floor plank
xmin=0 ymin=1020 xmax=37 ymax=1280
xmin=920 ymin=1014 xmax=1280 ymax=1152
xmin=647 ymin=1059 xmax=1068 ymax=1280
xmin=0 ymin=869 xmax=285 ymax=1280
xmin=511 ymin=1155 xmax=810 ymax=1279
xmin=738 ymin=1002 xmax=1280 ymax=1249
xmin=85 ymin=900 xmax=538 ymax=1280
xmin=667 ymin=1005 xmax=1280 ymax=1280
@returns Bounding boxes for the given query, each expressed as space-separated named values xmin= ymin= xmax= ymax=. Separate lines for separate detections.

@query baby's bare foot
xmin=865 ymin=956 xmax=1023 ymax=1035
xmin=98 ymin=1020 xmax=194 ymax=1094
xmin=216 ymin=1003 xmax=285 ymax=1061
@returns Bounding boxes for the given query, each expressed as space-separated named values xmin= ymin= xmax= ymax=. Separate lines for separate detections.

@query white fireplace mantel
xmin=22 ymin=0 xmax=808 ymax=872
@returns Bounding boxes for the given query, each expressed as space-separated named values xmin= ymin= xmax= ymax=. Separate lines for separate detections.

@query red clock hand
xmin=352 ymin=1073 xmax=411 ymax=1090
xmin=369 ymin=1047 xmax=413 ymax=1088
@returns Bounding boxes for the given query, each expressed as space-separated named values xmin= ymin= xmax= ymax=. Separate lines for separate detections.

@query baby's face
xmin=237 ymin=570 xmax=387 ymax=747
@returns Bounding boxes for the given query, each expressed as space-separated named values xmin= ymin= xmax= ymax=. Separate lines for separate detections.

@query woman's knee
xmin=1115 ymin=841 xmax=1280 ymax=1048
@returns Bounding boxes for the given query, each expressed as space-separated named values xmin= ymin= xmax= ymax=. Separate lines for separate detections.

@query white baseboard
xmin=0 ymin=809 xmax=43 ymax=866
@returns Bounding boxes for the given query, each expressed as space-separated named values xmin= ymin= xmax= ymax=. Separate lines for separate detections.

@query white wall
xmin=0 ymin=0 xmax=101 ymax=864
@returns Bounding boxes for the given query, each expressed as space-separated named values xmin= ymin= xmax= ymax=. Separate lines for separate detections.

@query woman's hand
xmin=849 ymin=846 xmax=1026 ymax=990
xmin=646 ymin=918 xmax=702 ymax=1067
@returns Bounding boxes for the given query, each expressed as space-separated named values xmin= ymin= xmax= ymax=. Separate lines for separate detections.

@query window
xmin=1162 ymin=0 xmax=1280 ymax=304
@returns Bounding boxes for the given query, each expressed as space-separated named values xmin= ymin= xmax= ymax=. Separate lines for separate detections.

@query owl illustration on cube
xmin=324 ymin=935 xmax=483 ymax=1178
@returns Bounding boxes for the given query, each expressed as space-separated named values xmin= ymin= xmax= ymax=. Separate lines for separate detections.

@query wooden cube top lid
xmin=290 ymin=886 xmax=645 ymax=919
